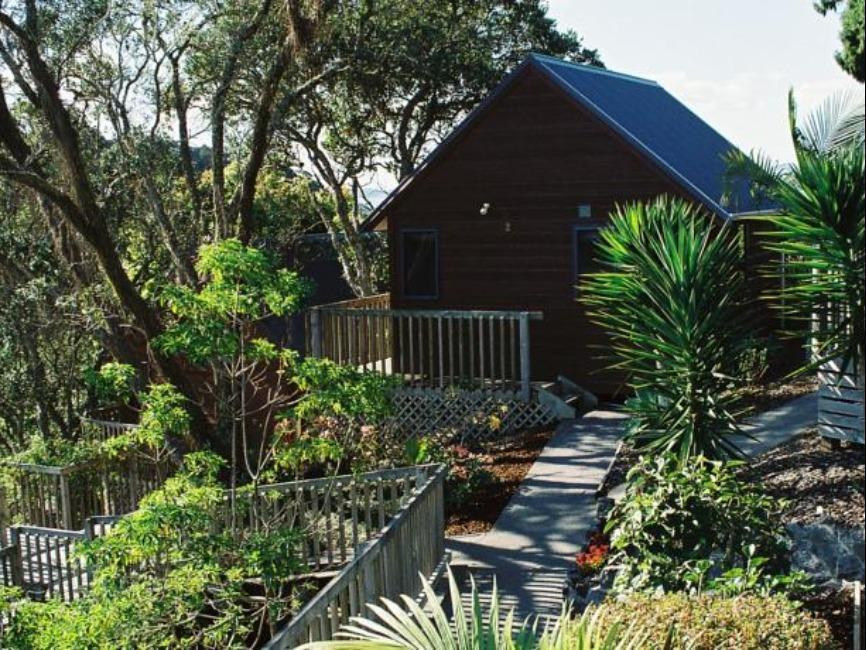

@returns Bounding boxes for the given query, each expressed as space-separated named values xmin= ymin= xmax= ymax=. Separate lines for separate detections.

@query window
xmin=578 ymin=203 xmax=592 ymax=218
xmin=401 ymin=229 xmax=438 ymax=298
xmin=573 ymin=227 xmax=601 ymax=294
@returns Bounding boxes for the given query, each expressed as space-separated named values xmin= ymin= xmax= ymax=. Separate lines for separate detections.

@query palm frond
xmin=795 ymin=88 xmax=866 ymax=154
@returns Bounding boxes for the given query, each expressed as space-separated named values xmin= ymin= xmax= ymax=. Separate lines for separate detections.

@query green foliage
xmin=298 ymin=566 xmax=650 ymax=650
xmin=726 ymin=90 xmax=865 ymax=381
xmin=816 ymin=0 xmax=865 ymax=82
xmin=605 ymin=454 xmax=795 ymax=595
xmin=593 ymin=592 xmax=836 ymax=650
xmin=101 ymin=382 xmax=190 ymax=460
xmin=290 ymin=358 xmax=398 ymax=423
xmin=580 ymin=197 xmax=753 ymax=460
xmin=83 ymin=362 xmax=137 ymax=407
xmin=156 ymin=238 xmax=311 ymax=364
xmin=756 ymin=144 xmax=864 ymax=378
xmin=2 ymin=451 xmax=305 ymax=649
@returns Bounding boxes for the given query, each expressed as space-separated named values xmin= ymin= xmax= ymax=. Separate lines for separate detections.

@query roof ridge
xmin=528 ymin=53 xmax=659 ymax=87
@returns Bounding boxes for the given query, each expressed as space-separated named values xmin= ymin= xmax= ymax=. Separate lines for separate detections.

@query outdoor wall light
xmin=479 ymin=202 xmax=491 ymax=216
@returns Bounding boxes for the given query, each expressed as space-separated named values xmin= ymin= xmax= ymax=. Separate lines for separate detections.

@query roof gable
xmin=364 ymin=55 xmax=758 ymax=230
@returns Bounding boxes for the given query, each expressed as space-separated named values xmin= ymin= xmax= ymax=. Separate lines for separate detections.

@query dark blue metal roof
xmin=530 ymin=54 xmax=760 ymax=217
xmin=363 ymin=55 xmax=763 ymax=230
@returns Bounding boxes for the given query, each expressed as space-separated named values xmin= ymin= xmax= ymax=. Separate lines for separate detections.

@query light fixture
xmin=479 ymin=202 xmax=490 ymax=216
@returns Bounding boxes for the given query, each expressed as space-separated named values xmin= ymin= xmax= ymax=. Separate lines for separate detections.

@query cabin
xmin=306 ymin=54 xmax=780 ymax=434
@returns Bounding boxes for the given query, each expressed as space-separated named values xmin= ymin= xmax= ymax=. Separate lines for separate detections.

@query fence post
xmin=0 ymin=485 xmax=7 ymax=542
xmin=519 ymin=312 xmax=531 ymax=401
xmin=8 ymin=527 xmax=23 ymax=587
xmin=310 ymin=307 xmax=323 ymax=358
xmin=59 ymin=471 xmax=73 ymax=530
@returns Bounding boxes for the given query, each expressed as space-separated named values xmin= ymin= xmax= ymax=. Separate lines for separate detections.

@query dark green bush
xmin=593 ymin=592 xmax=837 ymax=649
xmin=606 ymin=454 xmax=799 ymax=595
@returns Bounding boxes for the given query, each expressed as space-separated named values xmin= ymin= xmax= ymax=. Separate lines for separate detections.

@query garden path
xmin=445 ymin=408 xmax=626 ymax=621
xmin=739 ymin=391 xmax=819 ymax=457
xmin=442 ymin=391 xmax=819 ymax=621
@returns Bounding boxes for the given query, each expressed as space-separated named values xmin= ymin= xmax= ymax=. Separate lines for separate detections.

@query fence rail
xmin=0 ymin=465 xmax=445 ymax=621
xmin=265 ymin=464 xmax=446 ymax=648
xmin=307 ymin=294 xmax=541 ymax=399
xmin=818 ymin=359 xmax=865 ymax=444
xmin=1 ymin=454 xmax=173 ymax=533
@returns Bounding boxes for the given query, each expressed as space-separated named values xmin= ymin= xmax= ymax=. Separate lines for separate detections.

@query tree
xmin=815 ymin=0 xmax=865 ymax=82
xmin=279 ymin=0 xmax=601 ymax=295
xmin=726 ymin=90 xmax=865 ymax=385
xmin=0 ymin=0 xmax=337 ymax=444
xmin=580 ymin=197 xmax=754 ymax=461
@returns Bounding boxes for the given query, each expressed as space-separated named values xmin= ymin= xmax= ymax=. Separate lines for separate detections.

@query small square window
xmin=578 ymin=204 xmax=592 ymax=218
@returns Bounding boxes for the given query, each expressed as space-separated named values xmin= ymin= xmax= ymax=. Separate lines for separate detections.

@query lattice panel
xmin=390 ymin=387 xmax=558 ymax=441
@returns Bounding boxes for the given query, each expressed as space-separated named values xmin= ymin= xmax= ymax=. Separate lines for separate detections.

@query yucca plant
xmin=579 ymin=197 xmax=753 ymax=461
xmin=726 ymin=90 xmax=865 ymax=385
xmin=297 ymin=566 xmax=647 ymax=649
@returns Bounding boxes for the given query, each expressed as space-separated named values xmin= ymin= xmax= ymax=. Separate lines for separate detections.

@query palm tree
xmin=725 ymin=90 xmax=865 ymax=387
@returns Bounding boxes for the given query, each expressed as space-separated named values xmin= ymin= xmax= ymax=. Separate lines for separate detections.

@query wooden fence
xmin=265 ymin=464 xmax=446 ymax=648
xmin=0 ymin=465 xmax=445 ymax=623
xmin=307 ymin=294 xmax=542 ymax=400
xmin=0 ymin=455 xmax=172 ymax=533
xmin=0 ymin=515 xmax=120 ymax=602
xmin=818 ymin=359 xmax=865 ymax=444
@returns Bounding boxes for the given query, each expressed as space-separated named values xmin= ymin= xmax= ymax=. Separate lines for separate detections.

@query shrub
xmin=299 ymin=566 xmax=654 ymax=649
xmin=593 ymin=592 xmax=837 ymax=649
xmin=580 ymin=197 xmax=753 ymax=461
xmin=606 ymin=454 xmax=796 ymax=595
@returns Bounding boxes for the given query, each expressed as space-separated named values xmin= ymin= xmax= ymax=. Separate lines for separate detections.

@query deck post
xmin=519 ymin=312 xmax=531 ymax=401
xmin=59 ymin=471 xmax=73 ymax=530
xmin=8 ymin=526 xmax=23 ymax=587
xmin=310 ymin=307 xmax=323 ymax=358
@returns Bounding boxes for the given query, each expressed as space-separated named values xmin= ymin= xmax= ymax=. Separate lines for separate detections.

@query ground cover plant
xmin=604 ymin=454 xmax=809 ymax=597
xmin=593 ymin=592 xmax=836 ymax=650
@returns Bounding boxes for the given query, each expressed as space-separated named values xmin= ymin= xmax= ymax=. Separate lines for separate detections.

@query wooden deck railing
xmin=0 ymin=455 xmax=173 ymax=533
xmin=307 ymin=294 xmax=542 ymax=399
xmin=0 ymin=465 xmax=445 ymax=620
xmin=265 ymin=464 xmax=446 ymax=648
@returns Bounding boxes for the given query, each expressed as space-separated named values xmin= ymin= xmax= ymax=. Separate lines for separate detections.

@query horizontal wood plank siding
xmin=387 ymin=67 xmax=693 ymax=395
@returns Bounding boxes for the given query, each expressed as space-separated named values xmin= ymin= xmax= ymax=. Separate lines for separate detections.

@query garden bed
xmin=740 ymin=428 xmax=864 ymax=527
xmin=740 ymin=428 xmax=864 ymax=648
xmin=444 ymin=428 xmax=555 ymax=536
xmin=735 ymin=375 xmax=818 ymax=416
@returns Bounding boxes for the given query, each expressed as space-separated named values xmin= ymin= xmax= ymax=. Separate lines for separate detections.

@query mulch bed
xmin=802 ymin=583 xmax=861 ymax=650
xmin=740 ymin=428 xmax=865 ymax=527
xmin=741 ymin=428 xmax=864 ymax=648
xmin=445 ymin=428 xmax=555 ymax=536
xmin=735 ymin=374 xmax=818 ymax=416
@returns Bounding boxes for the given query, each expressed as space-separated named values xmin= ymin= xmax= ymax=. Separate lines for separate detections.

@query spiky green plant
xmin=726 ymin=90 xmax=865 ymax=384
xmin=297 ymin=567 xmax=648 ymax=650
xmin=579 ymin=197 xmax=753 ymax=461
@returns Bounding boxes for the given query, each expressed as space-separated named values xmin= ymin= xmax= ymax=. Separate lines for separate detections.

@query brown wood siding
xmin=385 ymin=67 xmax=696 ymax=396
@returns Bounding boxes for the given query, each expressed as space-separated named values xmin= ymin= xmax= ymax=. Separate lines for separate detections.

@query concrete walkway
xmin=443 ymin=392 xmax=819 ymax=619
xmin=446 ymin=408 xmax=626 ymax=619
xmin=739 ymin=391 xmax=819 ymax=457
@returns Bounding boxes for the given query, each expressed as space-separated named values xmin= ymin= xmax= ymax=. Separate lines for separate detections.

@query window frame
xmin=399 ymin=227 xmax=440 ymax=300
xmin=572 ymin=224 xmax=601 ymax=297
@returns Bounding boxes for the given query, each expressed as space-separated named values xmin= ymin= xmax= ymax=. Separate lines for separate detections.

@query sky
xmin=546 ymin=0 xmax=863 ymax=163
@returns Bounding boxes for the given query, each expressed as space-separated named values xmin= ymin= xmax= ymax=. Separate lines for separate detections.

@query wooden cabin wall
xmin=383 ymin=66 xmax=698 ymax=397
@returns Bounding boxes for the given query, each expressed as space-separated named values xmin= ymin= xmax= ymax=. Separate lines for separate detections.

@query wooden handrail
xmin=307 ymin=305 xmax=541 ymax=397
xmin=265 ymin=464 xmax=446 ymax=648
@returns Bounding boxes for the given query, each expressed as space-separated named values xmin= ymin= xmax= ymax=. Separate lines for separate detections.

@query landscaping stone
xmin=787 ymin=521 xmax=866 ymax=585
